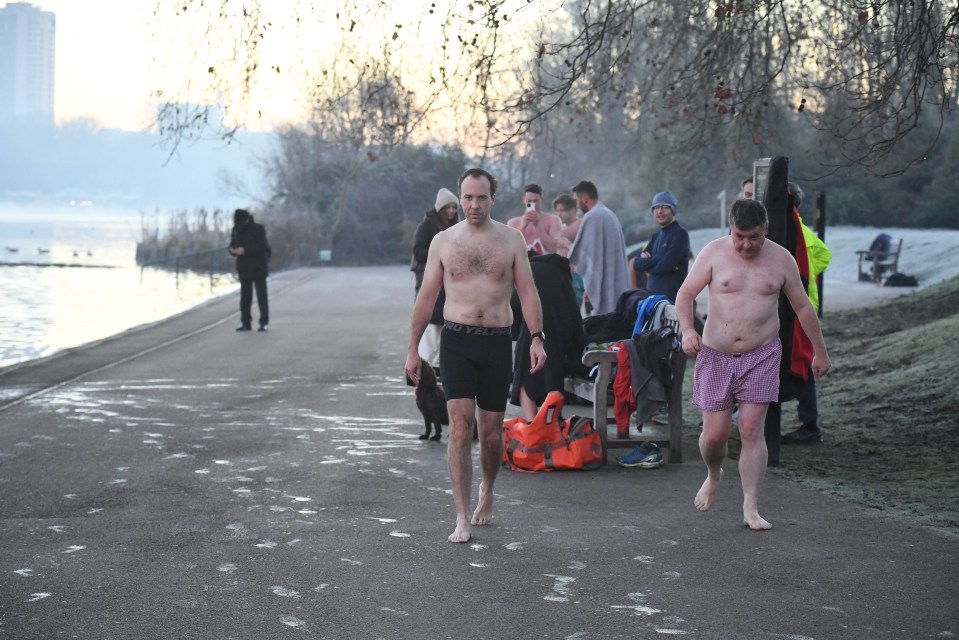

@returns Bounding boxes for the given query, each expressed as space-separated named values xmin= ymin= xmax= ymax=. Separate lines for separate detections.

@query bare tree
xmin=516 ymin=0 xmax=958 ymax=176
xmin=259 ymin=63 xmax=424 ymax=253
xmin=154 ymin=0 xmax=957 ymax=175
xmin=805 ymin=1 xmax=959 ymax=174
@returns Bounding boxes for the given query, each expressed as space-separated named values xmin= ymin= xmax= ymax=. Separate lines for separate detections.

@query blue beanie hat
xmin=651 ymin=191 xmax=678 ymax=214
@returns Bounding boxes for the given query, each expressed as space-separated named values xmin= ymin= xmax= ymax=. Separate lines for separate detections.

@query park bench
xmin=564 ymin=304 xmax=686 ymax=464
xmin=857 ymin=237 xmax=902 ymax=283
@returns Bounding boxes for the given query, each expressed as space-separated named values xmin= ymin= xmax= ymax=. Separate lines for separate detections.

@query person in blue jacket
xmin=631 ymin=191 xmax=690 ymax=303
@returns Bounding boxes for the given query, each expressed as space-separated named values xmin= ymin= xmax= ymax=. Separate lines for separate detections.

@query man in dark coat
xmin=229 ymin=208 xmax=271 ymax=332
xmin=509 ymin=252 xmax=589 ymax=420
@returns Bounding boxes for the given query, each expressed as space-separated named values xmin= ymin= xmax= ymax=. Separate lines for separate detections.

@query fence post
xmin=138 ymin=247 xmax=231 ymax=285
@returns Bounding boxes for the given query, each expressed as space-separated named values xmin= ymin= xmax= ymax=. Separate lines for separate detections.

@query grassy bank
xmin=686 ymin=275 xmax=959 ymax=536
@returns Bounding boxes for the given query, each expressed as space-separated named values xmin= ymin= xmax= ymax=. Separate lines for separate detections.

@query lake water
xmin=4 ymin=210 xmax=956 ymax=371
xmin=0 ymin=207 xmax=238 ymax=369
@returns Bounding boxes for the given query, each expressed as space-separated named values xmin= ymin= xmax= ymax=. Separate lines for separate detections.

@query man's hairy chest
xmin=444 ymin=240 xmax=511 ymax=280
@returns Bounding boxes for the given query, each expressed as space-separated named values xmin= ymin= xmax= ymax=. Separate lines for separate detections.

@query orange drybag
xmin=502 ymin=391 xmax=603 ymax=472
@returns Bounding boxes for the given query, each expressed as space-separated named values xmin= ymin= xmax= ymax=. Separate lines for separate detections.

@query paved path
xmin=1 ymin=266 xmax=956 ymax=639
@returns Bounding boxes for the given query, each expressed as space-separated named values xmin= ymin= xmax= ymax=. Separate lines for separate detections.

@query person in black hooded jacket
xmin=229 ymin=208 xmax=271 ymax=332
xmin=509 ymin=251 xmax=589 ymax=420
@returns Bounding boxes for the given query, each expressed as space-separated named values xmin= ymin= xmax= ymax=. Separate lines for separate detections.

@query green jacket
xmin=801 ymin=223 xmax=831 ymax=312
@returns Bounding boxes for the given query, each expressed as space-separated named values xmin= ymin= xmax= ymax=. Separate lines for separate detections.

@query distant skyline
xmin=13 ymin=1 xmax=317 ymax=133
xmin=0 ymin=1 xmax=311 ymax=209
xmin=11 ymin=1 xmax=155 ymax=131
xmin=0 ymin=3 xmax=55 ymax=122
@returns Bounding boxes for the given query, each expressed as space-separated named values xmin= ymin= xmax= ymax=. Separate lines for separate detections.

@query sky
xmin=20 ymin=1 xmax=461 ymax=133
xmin=19 ymin=0 xmax=541 ymax=134
xmin=24 ymin=1 xmax=353 ymax=132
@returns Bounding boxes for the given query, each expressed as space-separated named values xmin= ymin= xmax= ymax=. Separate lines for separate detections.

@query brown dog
xmin=415 ymin=360 xmax=448 ymax=441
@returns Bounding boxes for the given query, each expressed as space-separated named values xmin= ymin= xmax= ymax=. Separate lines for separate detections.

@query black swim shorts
xmin=439 ymin=321 xmax=513 ymax=413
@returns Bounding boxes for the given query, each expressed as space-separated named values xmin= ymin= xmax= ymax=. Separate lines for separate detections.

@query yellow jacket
xmin=801 ymin=223 xmax=831 ymax=312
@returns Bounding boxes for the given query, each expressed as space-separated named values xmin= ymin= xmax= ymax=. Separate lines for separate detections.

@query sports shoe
xmin=650 ymin=407 xmax=669 ymax=425
xmin=258 ymin=324 xmax=269 ymax=332
xmin=616 ymin=442 xmax=663 ymax=468
xmin=236 ymin=324 xmax=252 ymax=332
xmin=781 ymin=424 xmax=822 ymax=444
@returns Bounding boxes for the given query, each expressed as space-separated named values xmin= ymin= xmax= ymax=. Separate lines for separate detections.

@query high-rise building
xmin=0 ymin=2 xmax=56 ymax=124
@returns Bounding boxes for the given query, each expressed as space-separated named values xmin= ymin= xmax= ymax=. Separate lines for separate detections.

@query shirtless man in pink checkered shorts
xmin=676 ymin=199 xmax=830 ymax=530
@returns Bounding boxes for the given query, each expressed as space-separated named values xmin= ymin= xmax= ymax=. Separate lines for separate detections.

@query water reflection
xmin=0 ymin=208 xmax=237 ymax=368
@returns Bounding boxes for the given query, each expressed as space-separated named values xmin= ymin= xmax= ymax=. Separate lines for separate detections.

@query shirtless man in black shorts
xmin=406 ymin=167 xmax=547 ymax=543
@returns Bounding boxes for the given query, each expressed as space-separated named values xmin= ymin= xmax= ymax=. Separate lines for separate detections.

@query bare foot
xmin=743 ymin=511 xmax=772 ymax=531
xmin=448 ymin=518 xmax=471 ymax=543
xmin=471 ymin=485 xmax=494 ymax=525
xmin=694 ymin=469 xmax=723 ymax=512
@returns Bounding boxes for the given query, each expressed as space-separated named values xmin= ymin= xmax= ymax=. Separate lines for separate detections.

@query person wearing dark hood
xmin=411 ymin=187 xmax=461 ymax=368
xmin=509 ymin=251 xmax=588 ymax=420
xmin=229 ymin=208 xmax=271 ymax=332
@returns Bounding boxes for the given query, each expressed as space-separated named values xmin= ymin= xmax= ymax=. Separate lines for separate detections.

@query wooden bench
xmin=857 ymin=237 xmax=902 ymax=283
xmin=564 ymin=304 xmax=687 ymax=464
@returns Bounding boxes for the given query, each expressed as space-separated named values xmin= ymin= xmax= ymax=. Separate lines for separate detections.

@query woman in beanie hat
xmin=411 ymin=187 xmax=462 ymax=367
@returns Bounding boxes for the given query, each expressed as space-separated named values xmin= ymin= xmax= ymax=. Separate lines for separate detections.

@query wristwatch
xmin=530 ymin=331 xmax=546 ymax=343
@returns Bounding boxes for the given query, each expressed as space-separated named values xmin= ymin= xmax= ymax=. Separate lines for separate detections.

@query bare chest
xmin=444 ymin=240 xmax=511 ymax=281
xmin=713 ymin=263 xmax=782 ymax=298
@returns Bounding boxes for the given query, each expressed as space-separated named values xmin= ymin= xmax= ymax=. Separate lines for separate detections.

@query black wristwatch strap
xmin=531 ymin=331 xmax=546 ymax=343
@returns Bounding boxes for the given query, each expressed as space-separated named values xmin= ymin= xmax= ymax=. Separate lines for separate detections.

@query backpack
xmin=632 ymin=295 xmax=669 ymax=337
xmin=502 ymin=392 xmax=603 ymax=472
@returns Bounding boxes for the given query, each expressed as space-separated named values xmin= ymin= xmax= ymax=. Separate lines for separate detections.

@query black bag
xmin=582 ymin=288 xmax=651 ymax=343
xmin=582 ymin=312 xmax=633 ymax=344
xmin=884 ymin=272 xmax=918 ymax=287
xmin=613 ymin=288 xmax=651 ymax=326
